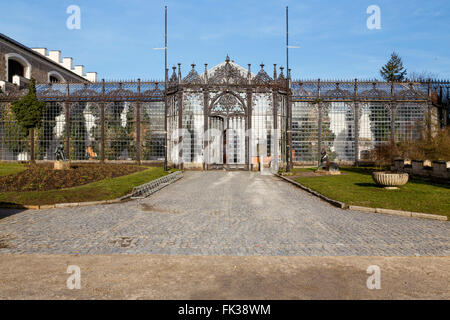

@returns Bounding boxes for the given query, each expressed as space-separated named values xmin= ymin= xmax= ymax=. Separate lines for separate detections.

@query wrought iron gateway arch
xmin=166 ymin=55 xmax=288 ymax=170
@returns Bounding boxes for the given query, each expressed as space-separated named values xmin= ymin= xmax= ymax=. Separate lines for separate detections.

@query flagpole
xmin=285 ymin=6 xmax=291 ymax=172
xmin=164 ymin=5 xmax=168 ymax=171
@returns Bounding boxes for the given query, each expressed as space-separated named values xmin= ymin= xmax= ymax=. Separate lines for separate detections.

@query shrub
xmin=10 ymin=79 xmax=46 ymax=163
xmin=372 ymin=127 xmax=450 ymax=166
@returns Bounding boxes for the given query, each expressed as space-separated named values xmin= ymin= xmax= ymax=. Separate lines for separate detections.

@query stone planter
xmin=372 ymin=171 xmax=409 ymax=189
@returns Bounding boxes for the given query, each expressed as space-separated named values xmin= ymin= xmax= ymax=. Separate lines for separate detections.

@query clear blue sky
xmin=1 ymin=0 xmax=449 ymax=80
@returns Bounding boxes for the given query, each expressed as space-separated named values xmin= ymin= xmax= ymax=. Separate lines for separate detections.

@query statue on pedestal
xmin=319 ymin=147 xmax=328 ymax=170
xmin=54 ymin=142 xmax=66 ymax=161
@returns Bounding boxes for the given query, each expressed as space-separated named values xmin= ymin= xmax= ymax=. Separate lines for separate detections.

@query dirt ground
xmin=0 ymin=255 xmax=448 ymax=299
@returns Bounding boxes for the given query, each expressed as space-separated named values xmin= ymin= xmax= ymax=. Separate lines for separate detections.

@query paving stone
xmin=0 ymin=172 xmax=448 ymax=256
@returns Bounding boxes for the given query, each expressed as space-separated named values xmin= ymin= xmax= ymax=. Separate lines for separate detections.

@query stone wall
xmin=392 ymin=159 xmax=450 ymax=181
xmin=0 ymin=38 xmax=88 ymax=84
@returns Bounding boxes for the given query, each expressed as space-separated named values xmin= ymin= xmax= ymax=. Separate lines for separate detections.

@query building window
xmin=6 ymin=53 xmax=32 ymax=82
xmin=49 ymin=75 xmax=60 ymax=83
xmin=8 ymin=59 xmax=24 ymax=82
xmin=48 ymin=71 xmax=65 ymax=83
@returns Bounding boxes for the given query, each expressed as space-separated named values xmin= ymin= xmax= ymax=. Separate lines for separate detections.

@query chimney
xmin=48 ymin=50 xmax=62 ymax=63
xmin=62 ymin=57 xmax=73 ymax=70
xmin=85 ymin=72 xmax=97 ymax=82
xmin=32 ymin=48 xmax=48 ymax=56
xmin=74 ymin=65 xmax=85 ymax=77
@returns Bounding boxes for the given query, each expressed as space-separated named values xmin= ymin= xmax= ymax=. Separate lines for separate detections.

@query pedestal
xmin=54 ymin=161 xmax=70 ymax=170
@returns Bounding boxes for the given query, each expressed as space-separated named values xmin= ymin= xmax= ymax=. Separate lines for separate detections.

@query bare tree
xmin=408 ymin=70 xmax=439 ymax=82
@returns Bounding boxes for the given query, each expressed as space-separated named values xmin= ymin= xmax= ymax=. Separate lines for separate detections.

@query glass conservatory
xmin=0 ymin=55 xmax=442 ymax=169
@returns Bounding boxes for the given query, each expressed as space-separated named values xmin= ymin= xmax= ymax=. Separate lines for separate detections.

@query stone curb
xmin=276 ymin=174 xmax=346 ymax=209
xmin=0 ymin=172 xmax=181 ymax=211
xmin=277 ymin=174 xmax=448 ymax=221
xmin=0 ymin=200 xmax=118 ymax=211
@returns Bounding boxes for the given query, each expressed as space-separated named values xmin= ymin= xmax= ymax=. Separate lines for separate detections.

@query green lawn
xmin=293 ymin=167 xmax=450 ymax=218
xmin=0 ymin=162 xmax=27 ymax=177
xmin=0 ymin=166 xmax=174 ymax=206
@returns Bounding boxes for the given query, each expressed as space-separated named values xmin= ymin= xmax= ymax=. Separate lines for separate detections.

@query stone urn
xmin=372 ymin=171 xmax=409 ymax=189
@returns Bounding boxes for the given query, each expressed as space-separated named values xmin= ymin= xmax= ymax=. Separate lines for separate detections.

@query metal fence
xmin=130 ymin=170 xmax=183 ymax=199
xmin=0 ymin=81 xmax=165 ymax=161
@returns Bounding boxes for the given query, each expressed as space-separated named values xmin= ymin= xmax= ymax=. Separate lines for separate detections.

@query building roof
xmin=0 ymin=33 xmax=89 ymax=82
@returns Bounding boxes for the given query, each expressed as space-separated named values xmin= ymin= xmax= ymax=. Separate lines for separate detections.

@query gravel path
xmin=1 ymin=255 xmax=448 ymax=299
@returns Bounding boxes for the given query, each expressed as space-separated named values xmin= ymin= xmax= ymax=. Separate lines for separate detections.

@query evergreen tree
xmin=11 ymin=78 xmax=46 ymax=162
xmin=380 ymin=52 xmax=407 ymax=82
xmin=1 ymin=103 xmax=29 ymax=154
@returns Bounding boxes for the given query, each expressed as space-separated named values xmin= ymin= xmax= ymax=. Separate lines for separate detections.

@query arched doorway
xmin=208 ymin=92 xmax=247 ymax=169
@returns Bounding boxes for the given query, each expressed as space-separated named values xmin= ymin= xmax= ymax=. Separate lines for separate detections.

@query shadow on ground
xmin=0 ymin=204 xmax=27 ymax=219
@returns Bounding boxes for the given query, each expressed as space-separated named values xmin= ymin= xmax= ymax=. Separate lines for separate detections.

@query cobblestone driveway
xmin=0 ymin=172 xmax=448 ymax=255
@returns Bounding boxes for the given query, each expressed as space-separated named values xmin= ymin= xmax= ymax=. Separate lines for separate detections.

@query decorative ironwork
xmin=360 ymin=83 xmax=389 ymax=99
xmin=396 ymin=84 xmax=424 ymax=100
xmin=39 ymin=85 xmax=65 ymax=97
xmin=323 ymin=83 xmax=352 ymax=99
xmin=208 ymin=56 xmax=247 ymax=85
xmin=169 ymin=66 xmax=178 ymax=85
xmin=210 ymin=92 xmax=245 ymax=117
xmin=72 ymin=86 xmax=100 ymax=100
xmin=183 ymin=64 xmax=203 ymax=84
xmin=253 ymin=64 xmax=272 ymax=84
xmin=291 ymin=80 xmax=431 ymax=102
xmin=277 ymin=66 xmax=286 ymax=85
xmin=292 ymin=83 xmax=314 ymax=97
